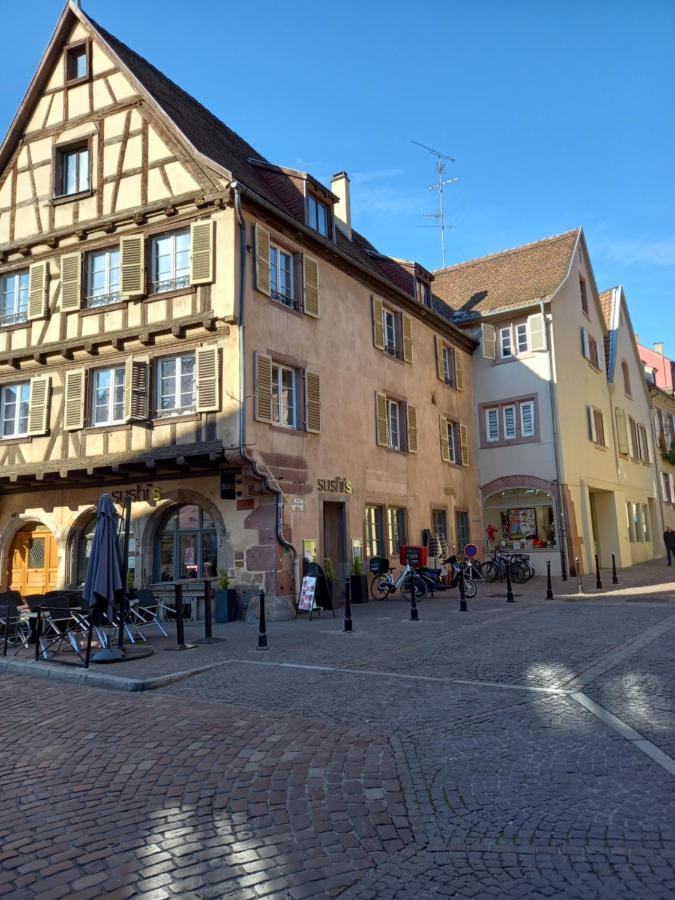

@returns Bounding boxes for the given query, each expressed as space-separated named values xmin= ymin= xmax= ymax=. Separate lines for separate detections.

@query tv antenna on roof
xmin=412 ymin=140 xmax=458 ymax=268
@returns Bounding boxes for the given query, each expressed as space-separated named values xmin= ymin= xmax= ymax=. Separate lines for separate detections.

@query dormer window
xmin=307 ymin=195 xmax=329 ymax=237
xmin=416 ymin=278 xmax=431 ymax=308
xmin=65 ymin=42 xmax=89 ymax=84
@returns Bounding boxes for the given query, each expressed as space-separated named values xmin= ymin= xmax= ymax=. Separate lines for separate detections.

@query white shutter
xmin=485 ymin=408 xmax=499 ymax=442
xmin=527 ymin=313 xmax=546 ymax=351
xmin=482 ymin=323 xmax=496 ymax=360
xmin=27 ymin=376 xmax=50 ymax=435
xmin=120 ymin=235 xmax=145 ymax=299
xmin=520 ymin=400 xmax=535 ymax=437
xmin=64 ymin=369 xmax=85 ymax=431
xmin=195 ymin=346 xmax=220 ymax=412
xmin=28 ymin=261 xmax=49 ymax=320
xmin=503 ymin=405 xmax=516 ymax=440
xmin=60 ymin=252 xmax=82 ymax=311
xmin=190 ymin=220 xmax=214 ymax=285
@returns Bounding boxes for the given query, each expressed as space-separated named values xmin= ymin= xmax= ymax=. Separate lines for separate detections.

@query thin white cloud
xmin=596 ymin=235 xmax=675 ymax=267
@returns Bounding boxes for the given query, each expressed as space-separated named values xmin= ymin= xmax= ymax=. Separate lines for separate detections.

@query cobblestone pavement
xmin=1 ymin=563 xmax=675 ymax=898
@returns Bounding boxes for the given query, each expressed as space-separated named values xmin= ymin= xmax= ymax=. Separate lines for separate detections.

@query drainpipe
xmin=231 ymin=182 xmax=300 ymax=596
xmin=541 ymin=299 xmax=568 ymax=576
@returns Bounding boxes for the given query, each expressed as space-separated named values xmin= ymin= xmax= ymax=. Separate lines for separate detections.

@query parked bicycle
xmin=370 ymin=558 xmax=428 ymax=600
xmin=482 ymin=548 xmax=535 ymax=583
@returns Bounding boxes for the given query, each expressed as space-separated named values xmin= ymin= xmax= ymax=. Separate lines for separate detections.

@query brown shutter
xmin=406 ymin=404 xmax=418 ymax=453
xmin=303 ymin=256 xmax=320 ymax=318
xmin=439 ymin=415 xmax=450 ymax=462
xmin=254 ymin=223 xmax=271 ymax=296
xmin=27 ymin=375 xmax=50 ymax=435
xmin=60 ymin=252 xmax=82 ymax=311
xmin=195 ymin=346 xmax=220 ymax=412
xmin=459 ymin=423 xmax=469 ymax=466
xmin=123 ymin=357 xmax=148 ymax=421
xmin=375 ymin=391 xmax=388 ymax=446
xmin=482 ymin=323 xmax=496 ymax=360
xmin=435 ymin=336 xmax=445 ymax=381
xmin=120 ymin=235 xmax=145 ymax=299
xmin=190 ymin=220 xmax=214 ymax=285
xmin=402 ymin=313 xmax=413 ymax=363
xmin=305 ymin=371 xmax=321 ymax=433
xmin=254 ymin=352 xmax=273 ymax=422
xmin=455 ymin=350 xmax=464 ymax=391
xmin=64 ymin=369 xmax=85 ymax=431
xmin=372 ymin=296 xmax=384 ymax=350
xmin=616 ymin=408 xmax=629 ymax=454
xmin=28 ymin=261 xmax=49 ymax=320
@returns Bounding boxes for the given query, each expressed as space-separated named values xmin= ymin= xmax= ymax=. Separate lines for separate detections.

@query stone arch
xmin=139 ymin=487 xmax=232 ymax=585
xmin=0 ymin=511 xmax=61 ymax=591
xmin=64 ymin=505 xmax=98 ymax=587
xmin=481 ymin=475 xmax=557 ymax=499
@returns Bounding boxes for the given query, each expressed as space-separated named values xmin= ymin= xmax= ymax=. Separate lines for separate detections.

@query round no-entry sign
xmin=464 ymin=543 xmax=478 ymax=558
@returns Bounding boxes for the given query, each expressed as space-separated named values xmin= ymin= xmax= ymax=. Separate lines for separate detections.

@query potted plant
xmin=349 ymin=556 xmax=369 ymax=604
xmin=214 ymin=568 xmax=238 ymax=623
xmin=322 ymin=557 xmax=334 ymax=606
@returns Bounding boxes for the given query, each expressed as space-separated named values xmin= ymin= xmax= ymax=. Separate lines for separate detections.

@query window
xmin=416 ymin=278 xmax=431 ymax=307
xmin=447 ymin=420 xmax=457 ymax=463
xmin=499 ymin=327 xmax=512 ymax=359
xmin=642 ymin=504 xmax=651 ymax=542
xmin=626 ymin=502 xmax=635 ymax=543
xmin=155 ymin=504 xmax=217 ymax=582
xmin=432 ymin=509 xmax=448 ymax=542
xmin=387 ymin=507 xmax=407 ymax=556
xmin=387 ymin=399 xmax=401 ymax=450
xmin=515 ymin=323 xmax=529 ymax=354
xmin=269 ymin=245 xmax=295 ymax=308
xmin=589 ymin=407 xmax=606 ymax=446
xmin=76 ymin=517 xmax=96 ymax=586
xmin=383 ymin=308 xmax=397 ymax=355
xmin=480 ymin=397 xmax=538 ymax=447
xmin=580 ymin=277 xmax=589 ymax=315
xmin=638 ymin=424 xmax=650 ymax=463
xmin=156 ymin=353 xmax=195 ymax=417
xmin=365 ymin=505 xmax=384 ymax=557
xmin=443 ymin=346 xmax=456 ymax=386
xmin=66 ymin=43 xmax=89 ymax=82
xmin=307 ymin=195 xmax=329 ymax=237
xmin=86 ymin=248 xmax=120 ymax=307
xmin=91 ymin=367 xmax=125 ymax=426
xmin=0 ymin=270 xmax=29 ymax=327
xmin=589 ymin=336 xmax=600 ymax=369
xmin=622 ymin=361 xmax=632 ymax=397
xmin=663 ymin=473 xmax=673 ymax=504
xmin=271 ymin=364 xmax=296 ymax=428
xmin=150 ymin=230 xmax=190 ymax=294
xmin=0 ymin=383 xmax=30 ymax=438
xmin=498 ymin=323 xmax=530 ymax=359
xmin=455 ymin=510 xmax=470 ymax=550
xmin=56 ymin=143 xmax=89 ymax=196
xmin=628 ymin=416 xmax=639 ymax=458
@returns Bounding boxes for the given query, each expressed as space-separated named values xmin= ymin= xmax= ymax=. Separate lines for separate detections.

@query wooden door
xmin=9 ymin=526 xmax=58 ymax=595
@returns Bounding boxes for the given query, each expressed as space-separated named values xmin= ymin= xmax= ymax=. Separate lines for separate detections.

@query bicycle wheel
xmin=402 ymin=575 xmax=427 ymax=600
xmin=483 ymin=561 xmax=499 ymax=582
xmin=463 ymin=576 xmax=478 ymax=598
xmin=509 ymin=562 xmax=528 ymax=584
xmin=371 ymin=575 xmax=392 ymax=600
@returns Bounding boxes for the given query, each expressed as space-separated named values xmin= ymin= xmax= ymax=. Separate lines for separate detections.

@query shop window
xmin=387 ymin=507 xmax=407 ymax=556
xmin=75 ymin=514 xmax=135 ymax=585
xmin=364 ymin=505 xmax=384 ymax=558
xmin=484 ymin=488 xmax=556 ymax=551
xmin=155 ymin=504 xmax=217 ymax=582
xmin=150 ymin=229 xmax=190 ymax=294
xmin=455 ymin=510 xmax=470 ymax=551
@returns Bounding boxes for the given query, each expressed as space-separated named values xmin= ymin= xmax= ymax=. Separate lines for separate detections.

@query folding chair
xmin=37 ymin=600 xmax=88 ymax=661
xmin=131 ymin=589 xmax=168 ymax=638
xmin=0 ymin=600 xmax=32 ymax=653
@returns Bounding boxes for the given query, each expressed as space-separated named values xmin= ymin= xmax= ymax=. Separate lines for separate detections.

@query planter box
xmin=214 ymin=588 xmax=238 ymax=623
xmin=349 ymin=574 xmax=369 ymax=604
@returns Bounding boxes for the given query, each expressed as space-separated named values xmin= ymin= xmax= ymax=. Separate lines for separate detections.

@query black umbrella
xmin=83 ymin=494 xmax=125 ymax=664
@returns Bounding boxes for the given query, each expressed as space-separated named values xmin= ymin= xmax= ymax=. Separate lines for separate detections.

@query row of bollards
xmin=573 ymin=553 xmax=619 ymax=595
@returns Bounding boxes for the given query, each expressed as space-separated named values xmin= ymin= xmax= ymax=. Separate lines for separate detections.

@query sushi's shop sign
xmin=111 ymin=483 xmax=162 ymax=504
xmin=317 ymin=476 xmax=352 ymax=494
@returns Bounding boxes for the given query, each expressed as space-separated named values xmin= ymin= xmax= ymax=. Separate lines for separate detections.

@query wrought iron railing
xmin=150 ymin=276 xmax=190 ymax=295
xmin=85 ymin=291 xmax=121 ymax=308
xmin=271 ymin=289 xmax=298 ymax=310
xmin=155 ymin=404 xmax=196 ymax=419
xmin=0 ymin=310 xmax=28 ymax=327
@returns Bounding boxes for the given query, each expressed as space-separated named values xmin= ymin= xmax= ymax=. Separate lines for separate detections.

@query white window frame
xmin=86 ymin=248 xmax=121 ymax=308
xmin=387 ymin=399 xmax=401 ymax=450
xmin=271 ymin=363 xmax=296 ymax=428
xmin=520 ymin=400 xmax=535 ymax=437
xmin=442 ymin=345 xmax=455 ymax=386
xmin=0 ymin=270 xmax=29 ymax=327
xmin=59 ymin=145 xmax=89 ymax=196
xmin=485 ymin=407 xmax=499 ymax=442
xmin=515 ymin=323 xmax=529 ymax=354
xmin=269 ymin=244 xmax=295 ymax=308
xmin=382 ymin=308 xmax=397 ymax=355
xmin=447 ymin=420 xmax=457 ymax=463
xmin=0 ymin=382 xmax=30 ymax=438
xmin=156 ymin=353 xmax=196 ymax=418
xmin=386 ymin=507 xmax=407 ymax=556
xmin=503 ymin=404 xmax=517 ymax=440
xmin=499 ymin=327 xmax=512 ymax=359
xmin=91 ymin=366 xmax=125 ymax=426
xmin=307 ymin=195 xmax=329 ymax=237
xmin=150 ymin=229 xmax=190 ymax=294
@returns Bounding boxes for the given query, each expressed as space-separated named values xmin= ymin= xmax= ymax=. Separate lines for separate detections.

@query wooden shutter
xmin=615 ymin=408 xmax=629 ymax=455
xmin=254 ymin=223 xmax=271 ymax=296
xmin=372 ymin=296 xmax=384 ymax=350
xmin=123 ymin=357 xmax=148 ymax=422
xmin=455 ymin=350 xmax=464 ymax=391
xmin=195 ymin=346 xmax=220 ymax=412
xmin=64 ymin=369 xmax=85 ymax=431
xmin=375 ymin=392 xmax=388 ymax=446
xmin=303 ymin=256 xmax=320 ymax=318
xmin=587 ymin=405 xmax=596 ymax=442
xmin=439 ymin=415 xmax=450 ymax=462
xmin=120 ymin=235 xmax=145 ymax=299
xmin=27 ymin=376 xmax=50 ymax=435
xmin=60 ymin=252 xmax=82 ymax=311
xmin=190 ymin=220 xmax=214 ymax=285
xmin=435 ymin=336 xmax=445 ymax=381
xmin=28 ymin=261 xmax=49 ymax=320
xmin=527 ymin=313 xmax=546 ymax=351
xmin=402 ymin=314 xmax=413 ymax=363
xmin=482 ymin=323 xmax=496 ymax=360
xmin=459 ymin=423 xmax=469 ymax=466
xmin=305 ymin=371 xmax=321 ymax=433
xmin=406 ymin=404 xmax=417 ymax=453
xmin=254 ymin=352 xmax=273 ymax=422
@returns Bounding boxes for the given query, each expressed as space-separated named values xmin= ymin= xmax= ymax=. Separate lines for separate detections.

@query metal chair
xmin=131 ymin=589 xmax=168 ymax=638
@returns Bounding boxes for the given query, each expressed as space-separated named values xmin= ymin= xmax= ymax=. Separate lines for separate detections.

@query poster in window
xmin=502 ymin=507 xmax=537 ymax=539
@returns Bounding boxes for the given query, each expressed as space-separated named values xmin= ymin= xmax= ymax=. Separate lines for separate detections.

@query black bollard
xmin=344 ymin=576 xmax=353 ymax=633
xmin=595 ymin=554 xmax=603 ymax=590
xmin=258 ymin=587 xmax=268 ymax=650
xmin=506 ymin=560 xmax=515 ymax=603
xmin=409 ymin=572 xmax=420 ymax=621
xmin=612 ymin=553 xmax=619 ymax=585
xmin=34 ymin=607 xmax=42 ymax=661
xmin=546 ymin=560 xmax=554 ymax=600
xmin=3 ymin=601 xmax=10 ymax=657
xmin=576 ymin=557 xmax=583 ymax=595
xmin=458 ymin=568 xmax=468 ymax=612
xmin=561 ymin=544 xmax=568 ymax=582
xmin=84 ymin=618 xmax=94 ymax=669
xmin=166 ymin=583 xmax=197 ymax=651
xmin=204 ymin=579 xmax=213 ymax=639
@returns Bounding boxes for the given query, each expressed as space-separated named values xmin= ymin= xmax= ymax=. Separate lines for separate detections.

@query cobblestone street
xmin=2 ymin=568 xmax=675 ymax=898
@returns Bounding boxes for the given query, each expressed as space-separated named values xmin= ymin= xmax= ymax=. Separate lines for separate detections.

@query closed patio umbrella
xmin=83 ymin=494 xmax=125 ymax=664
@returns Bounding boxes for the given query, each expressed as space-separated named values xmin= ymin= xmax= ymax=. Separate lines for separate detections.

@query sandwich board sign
xmin=298 ymin=576 xmax=318 ymax=612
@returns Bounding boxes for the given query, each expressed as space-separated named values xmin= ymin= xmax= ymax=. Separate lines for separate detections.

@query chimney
xmin=331 ymin=172 xmax=351 ymax=240
xmin=654 ymin=341 xmax=664 ymax=356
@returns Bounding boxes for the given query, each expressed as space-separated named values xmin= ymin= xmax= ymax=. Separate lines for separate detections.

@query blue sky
xmin=2 ymin=0 xmax=674 ymax=349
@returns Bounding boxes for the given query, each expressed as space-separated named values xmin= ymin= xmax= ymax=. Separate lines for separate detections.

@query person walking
xmin=664 ymin=526 xmax=675 ymax=566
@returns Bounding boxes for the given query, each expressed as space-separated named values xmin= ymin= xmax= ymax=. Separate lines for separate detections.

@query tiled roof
xmin=598 ymin=288 xmax=616 ymax=328
xmin=432 ymin=229 xmax=580 ymax=314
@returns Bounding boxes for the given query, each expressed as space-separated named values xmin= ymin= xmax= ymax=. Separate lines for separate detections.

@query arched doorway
xmin=9 ymin=523 xmax=58 ymax=595
xmin=154 ymin=503 xmax=218 ymax=582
